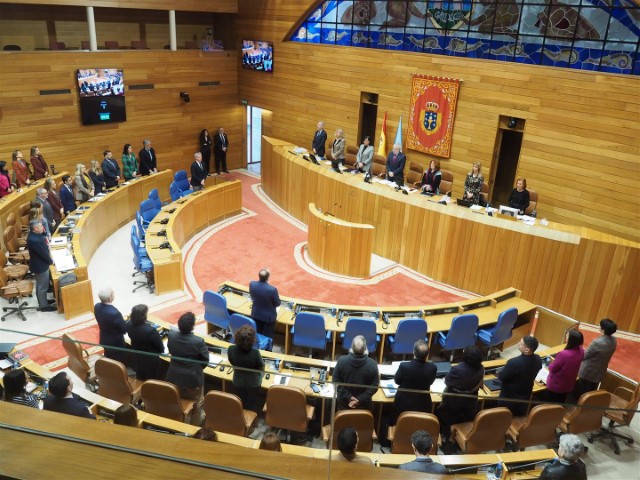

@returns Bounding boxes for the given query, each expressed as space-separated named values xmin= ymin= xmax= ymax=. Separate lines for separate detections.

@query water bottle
xmin=495 ymin=463 xmax=503 ymax=479
xmin=41 ymin=380 xmax=49 ymax=399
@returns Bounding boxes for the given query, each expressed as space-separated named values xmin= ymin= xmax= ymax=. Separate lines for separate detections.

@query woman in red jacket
xmin=0 ymin=161 xmax=13 ymax=198
xmin=30 ymin=146 xmax=49 ymax=180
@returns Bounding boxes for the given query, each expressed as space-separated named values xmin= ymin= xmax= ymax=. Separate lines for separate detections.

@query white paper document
xmin=535 ymin=367 xmax=550 ymax=384
xmin=51 ymin=248 xmax=75 ymax=271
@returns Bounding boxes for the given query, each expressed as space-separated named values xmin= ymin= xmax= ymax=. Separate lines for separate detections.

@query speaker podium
xmin=307 ymin=203 xmax=374 ymax=278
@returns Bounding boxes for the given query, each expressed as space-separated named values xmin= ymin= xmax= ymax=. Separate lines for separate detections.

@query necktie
xmin=148 ymin=149 xmax=153 ymax=161
xmin=393 ymin=155 xmax=397 ymax=162
xmin=220 ymin=134 xmax=224 ymax=145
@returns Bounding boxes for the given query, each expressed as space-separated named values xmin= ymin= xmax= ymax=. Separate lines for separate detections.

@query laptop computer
xmin=0 ymin=342 xmax=17 ymax=359
xmin=433 ymin=361 xmax=452 ymax=378
xmin=456 ymin=198 xmax=473 ymax=208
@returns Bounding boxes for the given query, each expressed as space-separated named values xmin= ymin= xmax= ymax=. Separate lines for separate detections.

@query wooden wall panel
xmin=0 ymin=50 xmax=242 ymax=179
xmin=236 ymin=0 xmax=640 ymax=242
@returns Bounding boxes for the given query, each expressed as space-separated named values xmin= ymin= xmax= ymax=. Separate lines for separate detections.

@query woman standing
xmin=89 ymin=160 xmax=106 ymax=194
xmin=355 ymin=136 xmax=374 ymax=173
xmin=0 ymin=161 xmax=13 ymax=198
xmin=30 ymin=146 xmax=49 ymax=180
xmin=463 ymin=162 xmax=484 ymax=205
xmin=121 ymin=144 xmax=138 ymax=181
xmin=331 ymin=129 xmax=346 ymax=165
xmin=74 ymin=163 xmax=94 ymax=204
xmin=228 ymin=325 xmax=264 ymax=413
xmin=126 ymin=304 xmax=165 ymax=381
xmin=508 ymin=177 xmax=530 ymax=214
xmin=44 ymin=178 xmax=63 ymax=225
xmin=546 ymin=330 xmax=584 ymax=404
xmin=199 ymin=129 xmax=212 ymax=175
xmin=421 ymin=160 xmax=442 ymax=195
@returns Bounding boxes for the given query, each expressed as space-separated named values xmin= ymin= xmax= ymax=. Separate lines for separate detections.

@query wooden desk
xmin=307 ymin=202 xmax=374 ymax=277
xmin=49 ymin=171 xmax=173 ymax=319
xmin=145 ymin=180 xmax=242 ymax=294
xmin=262 ymin=136 xmax=640 ymax=333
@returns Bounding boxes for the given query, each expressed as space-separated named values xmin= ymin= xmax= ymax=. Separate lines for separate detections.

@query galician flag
xmin=394 ymin=115 xmax=403 ymax=151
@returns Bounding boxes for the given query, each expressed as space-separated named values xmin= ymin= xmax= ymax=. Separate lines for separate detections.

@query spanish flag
xmin=377 ymin=111 xmax=387 ymax=157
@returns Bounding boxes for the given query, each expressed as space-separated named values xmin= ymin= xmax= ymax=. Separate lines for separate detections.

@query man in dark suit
xmin=386 ymin=143 xmax=406 ymax=186
xmin=94 ymin=287 xmax=128 ymax=365
xmin=399 ymin=431 xmax=447 ymax=474
xmin=189 ymin=152 xmax=207 ymax=191
xmin=498 ymin=335 xmax=542 ymax=416
xmin=333 ymin=335 xmax=379 ymax=411
xmin=59 ymin=175 xmax=76 ymax=215
xmin=43 ymin=371 xmax=96 ymax=419
xmin=249 ymin=268 xmax=281 ymax=343
xmin=36 ymin=188 xmax=56 ymax=233
xmin=138 ymin=139 xmax=158 ymax=176
xmin=311 ymin=120 xmax=327 ymax=157
xmin=213 ymin=127 xmax=229 ymax=174
xmin=101 ymin=150 xmax=121 ymax=189
xmin=166 ymin=312 xmax=208 ymax=425
xmin=391 ymin=339 xmax=437 ymax=425
xmin=26 ymin=219 xmax=56 ymax=312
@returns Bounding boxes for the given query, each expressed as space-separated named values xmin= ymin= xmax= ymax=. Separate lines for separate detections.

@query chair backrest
xmin=480 ymin=182 xmax=489 ymax=205
xmin=525 ymin=189 xmax=538 ymax=216
xmin=442 ymin=314 xmax=479 ymax=351
xmin=131 ymin=40 xmax=147 ymax=49
xmin=104 ymin=40 xmax=120 ymax=49
xmin=50 ymin=41 xmax=66 ymax=50
xmin=140 ymin=380 xmax=185 ymax=422
xmin=173 ymin=170 xmax=191 ymax=194
xmin=406 ymin=161 xmax=423 ymax=185
xmin=439 ymin=170 xmax=453 ymax=195
xmin=329 ymin=409 xmax=376 ymax=452
xmin=265 ymin=385 xmax=309 ymax=433
xmin=81 ymin=40 xmax=90 ymax=49
xmin=392 ymin=318 xmax=427 ymax=353
xmin=169 ymin=182 xmax=181 ymax=201
xmin=515 ymin=404 xmax=565 ymax=449
xmin=486 ymin=307 xmax=518 ymax=346
xmin=139 ymin=199 xmax=159 ymax=223
xmin=7 ymin=213 xmax=22 ymax=240
xmin=392 ymin=412 xmax=440 ymax=454
xmin=465 ymin=407 xmax=513 ymax=453
xmin=95 ymin=357 xmax=134 ymax=404
xmin=343 ymin=318 xmax=377 ymax=353
xmin=607 ymin=385 xmax=640 ymax=426
xmin=184 ymin=40 xmax=197 ymax=49
xmin=19 ymin=202 xmax=31 ymax=227
xmin=62 ymin=333 xmax=91 ymax=384
xmin=203 ymin=391 xmax=249 ymax=436
xmin=229 ymin=313 xmax=258 ymax=339
xmin=565 ymin=390 xmax=611 ymax=434
xmin=203 ymin=290 xmax=230 ymax=330
xmin=343 ymin=152 xmax=357 ymax=167
xmin=4 ymin=227 xmax=18 ymax=254
xmin=292 ymin=312 xmax=327 ymax=349
xmin=148 ymin=188 xmax=162 ymax=211
xmin=135 ymin=211 xmax=146 ymax=238
xmin=346 ymin=145 xmax=359 ymax=156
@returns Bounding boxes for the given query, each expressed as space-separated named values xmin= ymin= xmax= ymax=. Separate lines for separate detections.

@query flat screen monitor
xmin=77 ymin=68 xmax=124 ymax=97
xmin=499 ymin=205 xmax=519 ymax=217
xmin=79 ymin=95 xmax=126 ymax=125
xmin=241 ymin=40 xmax=273 ymax=72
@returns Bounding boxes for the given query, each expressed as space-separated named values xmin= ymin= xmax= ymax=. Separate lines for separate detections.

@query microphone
xmin=155 ymin=230 xmax=166 ymax=237
xmin=324 ymin=202 xmax=338 ymax=217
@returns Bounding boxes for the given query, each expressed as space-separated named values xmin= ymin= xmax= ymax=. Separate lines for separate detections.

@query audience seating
xmin=290 ymin=312 xmax=331 ymax=355
xmin=3 ymin=227 xmax=29 ymax=264
xmin=0 ymin=269 xmax=36 ymax=321
xmin=475 ymin=307 xmax=518 ymax=359
xmin=95 ymin=357 xmax=142 ymax=405
xmin=340 ymin=318 xmax=379 ymax=353
xmin=588 ymin=385 xmax=639 ymax=454
xmin=203 ymin=290 xmax=231 ymax=336
xmin=49 ymin=41 xmax=66 ymax=50
xmin=387 ymin=318 xmax=428 ymax=356
xmin=104 ymin=40 xmax=120 ymax=50
xmin=81 ymin=40 xmax=89 ymax=49
xmin=131 ymin=40 xmax=148 ymax=49
xmin=525 ymin=189 xmax=538 ymax=217
xmin=130 ymin=227 xmax=154 ymax=293
xmin=439 ymin=170 xmax=453 ymax=195
xmin=436 ymin=313 xmax=479 ymax=361
xmin=229 ymin=313 xmax=273 ymax=351
xmin=322 ymin=409 xmax=377 ymax=452
xmin=451 ymin=407 xmax=513 ymax=454
xmin=406 ymin=161 xmax=423 ymax=187
xmin=506 ymin=404 xmax=565 ymax=451
xmin=62 ymin=333 xmax=99 ymax=390
xmin=264 ymin=385 xmax=314 ymax=441
xmin=388 ymin=412 xmax=440 ymax=454
xmin=140 ymin=380 xmax=195 ymax=423
xmin=0 ymin=250 xmax=29 ymax=280
xmin=184 ymin=40 xmax=197 ymax=49
xmin=203 ymin=391 xmax=257 ymax=437
xmin=558 ymin=390 xmax=611 ymax=449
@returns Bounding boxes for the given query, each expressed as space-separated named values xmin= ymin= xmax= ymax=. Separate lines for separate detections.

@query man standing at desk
xmin=27 ymin=219 xmax=56 ymax=312
xmin=312 ymin=121 xmax=327 ymax=158
xmin=94 ymin=287 xmax=128 ymax=365
xmin=386 ymin=143 xmax=406 ymax=186
xmin=189 ymin=152 xmax=207 ymax=192
xmin=333 ymin=335 xmax=379 ymax=411
xmin=139 ymin=139 xmax=158 ymax=176
xmin=497 ymin=335 xmax=542 ymax=416
xmin=101 ymin=150 xmax=121 ymax=189
xmin=249 ymin=268 xmax=280 ymax=344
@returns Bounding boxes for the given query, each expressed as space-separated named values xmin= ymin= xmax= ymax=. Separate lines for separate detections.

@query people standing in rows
xmin=312 ymin=121 xmax=327 ymax=157
xmin=26 ymin=219 xmax=56 ymax=312
xmin=29 ymin=203 xmax=50 ymax=238
xmin=355 ymin=136 xmax=374 ymax=173
xmin=386 ymin=143 xmax=406 ymax=187
xmin=44 ymin=178 xmax=63 ymax=226
xmin=126 ymin=304 xmax=164 ymax=381
xmin=0 ymin=161 xmax=14 ymax=198
xmin=420 ymin=159 xmax=442 ymax=195
xmin=121 ymin=143 xmax=138 ymax=181
xmin=94 ymin=287 xmax=128 ymax=365
xmin=508 ymin=177 xmax=530 ymax=214
xmin=89 ymin=160 xmax=105 ymax=194
xmin=214 ymin=127 xmax=229 ymax=174
xmin=59 ymin=174 xmax=76 ymax=215
xmin=331 ymin=129 xmax=346 ymax=166
xmin=74 ymin=163 xmax=94 ymax=203
xmin=199 ymin=129 xmax=212 ymax=175
xmin=228 ymin=325 xmax=265 ymax=413
xmin=138 ymin=139 xmax=158 ymax=176
xmin=574 ymin=318 xmax=617 ymax=398
xmin=545 ymin=329 xmax=584 ymax=404
xmin=35 ymin=188 xmax=56 ymax=233
xmin=497 ymin=335 xmax=542 ymax=416
xmin=101 ymin=150 xmax=121 ymax=189
xmin=249 ymin=268 xmax=280 ymax=343
xmin=12 ymin=150 xmax=31 ymax=188
xmin=190 ymin=152 xmax=207 ymax=192
xmin=30 ymin=146 xmax=49 ymax=180
xmin=464 ymin=162 xmax=484 ymax=205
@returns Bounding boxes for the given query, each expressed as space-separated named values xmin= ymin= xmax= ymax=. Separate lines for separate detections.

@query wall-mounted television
xmin=241 ymin=40 xmax=273 ymax=73
xmin=76 ymin=68 xmax=126 ymax=125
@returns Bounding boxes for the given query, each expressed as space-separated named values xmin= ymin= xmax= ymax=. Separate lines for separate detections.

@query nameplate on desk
xmin=50 ymin=237 xmax=68 ymax=247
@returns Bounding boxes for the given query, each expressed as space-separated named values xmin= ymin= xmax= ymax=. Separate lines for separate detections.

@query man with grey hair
xmin=386 ymin=143 xmax=406 ymax=187
xmin=26 ymin=219 xmax=56 ymax=312
xmin=312 ymin=120 xmax=327 ymax=157
xmin=539 ymin=433 xmax=586 ymax=480
xmin=332 ymin=335 xmax=379 ymax=410
xmin=35 ymin=187 xmax=56 ymax=233
xmin=189 ymin=152 xmax=207 ymax=191
xmin=94 ymin=287 xmax=128 ymax=364
xmin=139 ymin=139 xmax=158 ymax=176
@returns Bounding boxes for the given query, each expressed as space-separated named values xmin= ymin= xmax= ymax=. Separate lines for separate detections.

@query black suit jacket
xmin=312 ymin=129 xmax=327 ymax=157
xmin=249 ymin=280 xmax=281 ymax=325
xmin=60 ymin=184 xmax=76 ymax=214
xmin=43 ymin=394 xmax=96 ymax=419
xmin=498 ymin=353 xmax=542 ymax=415
xmin=95 ymin=302 xmax=128 ymax=363
xmin=101 ymin=158 xmax=121 ymax=188
xmin=127 ymin=321 xmax=165 ymax=380
xmin=166 ymin=331 xmax=209 ymax=389
xmin=392 ymin=359 xmax=437 ymax=422
xmin=386 ymin=151 xmax=406 ymax=181
xmin=190 ymin=161 xmax=207 ymax=187
xmin=27 ymin=231 xmax=52 ymax=274
xmin=214 ymin=133 xmax=228 ymax=159
xmin=36 ymin=196 xmax=55 ymax=232
xmin=138 ymin=147 xmax=157 ymax=176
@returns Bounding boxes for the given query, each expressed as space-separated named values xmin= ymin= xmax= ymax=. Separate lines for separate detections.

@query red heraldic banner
xmin=407 ymin=75 xmax=461 ymax=158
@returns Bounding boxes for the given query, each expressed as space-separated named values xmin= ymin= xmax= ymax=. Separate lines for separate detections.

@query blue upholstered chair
xmin=388 ymin=318 xmax=428 ymax=356
xmin=131 ymin=227 xmax=154 ymax=293
xmin=291 ymin=312 xmax=331 ymax=353
xmin=229 ymin=313 xmax=273 ymax=351
xmin=130 ymin=225 xmax=147 ymax=258
xmin=148 ymin=188 xmax=168 ymax=210
xmin=169 ymin=181 xmax=181 ymax=202
xmin=475 ymin=307 xmax=518 ymax=359
xmin=203 ymin=290 xmax=230 ymax=337
xmin=436 ymin=314 xmax=479 ymax=361
xmin=173 ymin=170 xmax=193 ymax=199
xmin=135 ymin=210 xmax=146 ymax=239
xmin=139 ymin=199 xmax=160 ymax=226
xmin=340 ymin=318 xmax=379 ymax=354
